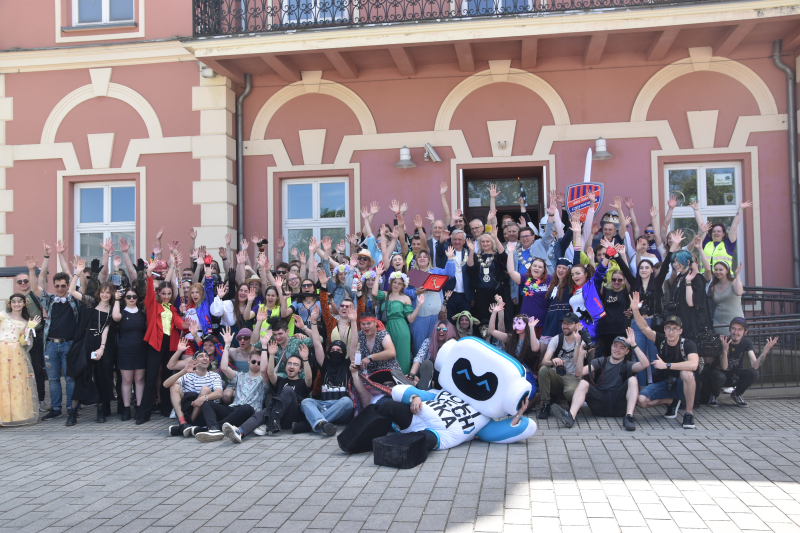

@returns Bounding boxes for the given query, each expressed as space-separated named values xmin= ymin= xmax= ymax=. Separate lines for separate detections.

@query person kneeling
xmin=551 ymin=328 xmax=649 ymax=431
xmin=223 ymin=336 xmax=312 ymax=443
xmin=163 ymin=350 xmax=223 ymax=437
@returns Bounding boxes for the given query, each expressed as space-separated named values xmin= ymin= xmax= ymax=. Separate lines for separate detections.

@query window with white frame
xmin=73 ymin=0 xmax=134 ymax=25
xmin=282 ymin=179 xmax=348 ymax=262
xmin=282 ymin=0 xmax=348 ymax=25
xmin=665 ymin=162 xmax=744 ymax=268
xmin=75 ymin=182 xmax=136 ymax=264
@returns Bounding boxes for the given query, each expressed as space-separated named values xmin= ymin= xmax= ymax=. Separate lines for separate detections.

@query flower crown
xmin=334 ymin=264 xmax=351 ymax=274
xmin=389 ymin=271 xmax=409 ymax=287
xmin=361 ymin=270 xmax=377 ymax=280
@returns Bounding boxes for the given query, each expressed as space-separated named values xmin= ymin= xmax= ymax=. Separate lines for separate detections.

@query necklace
xmin=477 ymin=253 xmax=494 ymax=282
xmin=515 ymin=246 xmax=532 ymax=272
xmin=522 ymin=276 xmax=546 ymax=297
xmin=452 ymin=249 xmax=468 ymax=268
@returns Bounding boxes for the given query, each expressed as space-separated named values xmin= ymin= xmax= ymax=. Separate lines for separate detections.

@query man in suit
xmin=436 ymin=229 xmax=471 ymax=322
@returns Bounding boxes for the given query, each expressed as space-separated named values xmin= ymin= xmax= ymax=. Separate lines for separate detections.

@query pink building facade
xmin=0 ymin=0 xmax=799 ymax=299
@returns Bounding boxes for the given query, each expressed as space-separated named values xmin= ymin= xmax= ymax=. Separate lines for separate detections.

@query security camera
xmin=424 ymin=143 xmax=442 ymax=163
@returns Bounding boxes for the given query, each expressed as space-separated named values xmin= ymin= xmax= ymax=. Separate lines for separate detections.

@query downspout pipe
xmin=236 ymin=73 xmax=252 ymax=246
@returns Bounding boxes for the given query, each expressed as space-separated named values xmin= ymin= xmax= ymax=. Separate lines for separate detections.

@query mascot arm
xmin=476 ymin=417 xmax=537 ymax=444
xmin=392 ymin=385 xmax=438 ymax=404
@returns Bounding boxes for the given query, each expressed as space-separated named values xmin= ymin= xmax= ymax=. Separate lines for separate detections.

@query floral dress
xmin=0 ymin=313 xmax=38 ymax=426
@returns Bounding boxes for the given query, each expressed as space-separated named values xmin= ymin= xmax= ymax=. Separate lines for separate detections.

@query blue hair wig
xmin=673 ymin=250 xmax=693 ymax=268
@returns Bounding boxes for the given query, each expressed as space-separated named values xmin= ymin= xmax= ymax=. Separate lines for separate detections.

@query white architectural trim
xmin=56 ymin=167 xmax=148 ymax=258
xmin=55 ymin=0 xmax=145 ymax=44
xmin=13 ymin=143 xmax=81 ymax=171
xmin=631 ymin=54 xmax=779 ymax=122
xmin=532 ymin=120 xmax=680 ymax=156
xmin=42 ymin=83 xmax=163 ymax=144
xmin=122 ymin=136 xmax=193 ymax=168
xmin=250 ymin=79 xmax=377 ymax=141
xmin=435 ymin=68 xmax=570 ymax=131
xmin=729 ymin=114 xmax=788 ymax=148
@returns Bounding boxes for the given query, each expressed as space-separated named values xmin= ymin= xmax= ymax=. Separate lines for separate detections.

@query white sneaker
xmin=195 ymin=430 xmax=225 ymax=442
xmin=253 ymin=424 xmax=268 ymax=436
xmin=39 ymin=401 xmax=50 ymax=412
xmin=222 ymin=422 xmax=243 ymax=444
xmin=721 ymin=386 xmax=735 ymax=394
xmin=169 ymin=409 xmax=177 ymax=419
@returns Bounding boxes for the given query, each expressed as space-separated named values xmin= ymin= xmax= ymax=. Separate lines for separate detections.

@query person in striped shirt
xmin=163 ymin=349 xmax=223 ymax=437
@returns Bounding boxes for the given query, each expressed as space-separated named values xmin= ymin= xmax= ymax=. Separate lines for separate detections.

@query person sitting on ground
xmin=223 ymin=335 xmax=312 ymax=442
xmin=296 ymin=305 xmax=360 ymax=436
xmin=357 ymin=312 xmax=399 ymax=373
xmin=409 ymin=319 xmax=455 ymax=390
xmin=631 ymin=292 xmax=699 ymax=429
xmin=193 ymin=327 xmax=266 ymax=442
xmin=164 ymin=349 xmax=223 ymax=437
xmin=551 ymin=327 xmax=650 ymax=431
xmin=537 ymin=312 xmax=586 ymax=420
xmin=707 ymin=318 xmax=777 ymax=408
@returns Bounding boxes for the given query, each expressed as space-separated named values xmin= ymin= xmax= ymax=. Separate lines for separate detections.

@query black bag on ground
xmin=373 ymin=431 xmax=428 ymax=469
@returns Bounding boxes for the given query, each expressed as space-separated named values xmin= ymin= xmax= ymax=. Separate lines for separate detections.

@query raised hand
xmin=225 ymin=233 xmax=232 ymax=246
xmin=414 ymin=214 xmax=424 ymax=229
xmin=528 ymin=316 xmax=539 ymax=329
xmin=256 ymin=306 xmax=269 ymax=323
xmin=390 ymin=199 xmax=400 ymax=214
xmin=361 ymin=205 xmax=370 ymax=220
xmin=569 ymin=213 xmax=582 ymax=234
xmin=267 ymin=338 xmax=279 ymax=356
xmin=445 ymin=246 xmax=455 ymax=260
xmin=764 ymin=337 xmax=779 ymax=353
xmin=444 ymin=290 xmax=453 ymax=301
xmin=308 ymin=236 xmax=318 ymax=252
xmin=276 ymin=235 xmax=285 ymax=250
xmin=188 ymin=228 xmax=197 ymax=240
xmin=506 ymin=241 xmax=517 ymax=253
xmin=612 ymin=195 xmax=623 ymax=211
xmin=293 ymin=314 xmax=305 ymax=331
xmin=317 ymin=267 xmax=328 ymax=285
xmin=370 ymin=201 xmax=380 ymax=215
xmin=298 ymin=251 xmax=307 ymax=264
xmin=416 ymin=293 xmax=425 ymax=307
xmin=152 ymin=242 xmax=162 ymax=256
xmin=75 ymin=256 xmax=86 ymax=272
xmin=720 ymin=335 xmax=731 ymax=353
xmin=400 ymin=202 xmax=408 ymax=214
xmin=488 ymin=209 xmax=497 ymax=222
xmin=290 ymin=247 xmax=298 ymax=259
xmin=156 ymin=226 xmax=165 ymax=241
xmin=735 ymin=262 xmax=743 ymax=277
xmin=630 ymin=291 xmax=640 ymax=309
xmin=321 ymin=236 xmax=332 ymax=252
xmin=465 ymin=239 xmax=475 ymax=253
xmin=336 ymin=239 xmax=346 ymax=253
xmin=113 ymin=255 xmax=122 ymax=270
xmin=440 ymin=182 xmax=448 ymax=195
xmin=689 ymin=199 xmax=699 ymax=210
xmin=453 ymin=208 xmax=463 ymax=220
xmin=251 ymin=233 xmax=261 ymax=244
xmin=168 ymin=240 xmax=181 ymax=252
xmin=624 ymin=196 xmax=634 ymax=209
xmin=556 ymin=191 xmax=565 ymax=205
xmin=217 ymin=284 xmax=226 ymax=298
xmin=257 ymin=252 xmax=269 ymax=270
xmin=672 ymin=228 xmax=685 ymax=246
xmin=218 ymin=247 xmax=227 ymax=260
xmin=221 ymin=326 xmax=234 ymax=345
xmin=488 ymin=183 xmax=499 ymax=198
xmin=240 ymin=239 xmax=249 ymax=252
xmin=24 ymin=255 xmax=37 ymax=270
xmin=118 ymin=238 xmax=131 ymax=253
xmin=685 ymin=262 xmax=699 ymax=281
xmin=587 ymin=189 xmax=596 ymax=205
xmin=625 ymin=327 xmax=636 ymax=347
xmin=374 ymin=263 xmax=385 ymax=277
xmin=346 ymin=234 xmax=358 ymax=247
xmin=667 ymin=194 xmax=678 ymax=209
xmin=426 ymin=211 xmax=435 ymax=224
xmin=42 ymin=241 xmax=52 ymax=256
xmin=236 ymin=250 xmax=247 ymax=265
xmin=739 ymin=200 xmax=753 ymax=210
xmin=623 ymin=216 xmax=632 ymax=228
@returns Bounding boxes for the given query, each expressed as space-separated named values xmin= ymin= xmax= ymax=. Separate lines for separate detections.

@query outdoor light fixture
xmin=395 ymin=146 xmax=416 ymax=169
xmin=592 ymin=137 xmax=613 ymax=160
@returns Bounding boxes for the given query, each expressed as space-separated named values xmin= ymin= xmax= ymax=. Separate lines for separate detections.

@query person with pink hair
xmin=407 ymin=319 xmax=455 ymax=389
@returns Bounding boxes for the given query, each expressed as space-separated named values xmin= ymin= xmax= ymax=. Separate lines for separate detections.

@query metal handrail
xmin=193 ymin=0 xmax=730 ymax=36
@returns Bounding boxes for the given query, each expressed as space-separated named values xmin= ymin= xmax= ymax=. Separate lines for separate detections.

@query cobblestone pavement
xmin=2 ymin=398 xmax=800 ymax=533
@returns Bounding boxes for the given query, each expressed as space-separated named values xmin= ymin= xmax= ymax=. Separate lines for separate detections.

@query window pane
xmin=111 ymin=231 xmax=135 ymax=266
xmin=80 ymin=188 xmax=104 ymax=223
xmin=319 ymin=183 xmax=346 ymax=218
xmin=705 ymin=167 xmax=737 ymax=207
xmin=286 ymin=229 xmax=313 ymax=259
xmin=466 ymin=179 xmax=539 ymax=207
xmin=79 ymin=233 xmax=105 ymax=263
xmin=111 ymin=187 xmax=135 ymax=222
xmin=321 ymin=228 xmax=346 ymax=248
xmin=706 ymin=215 xmax=739 ymax=266
xmin=672 ymin=218 xmax=698 ymax=249
xmin=109 ymin=0 xmax=134 ymax=21
xmin=287 ymin=184 xmax=313 ymax=219
xmin=667 ymin=169 xmax=698 ymax=206
xmin=78 ymin=0 xmax=103 ymax=23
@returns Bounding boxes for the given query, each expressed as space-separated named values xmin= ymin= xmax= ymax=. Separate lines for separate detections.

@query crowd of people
xmin=0 ymin=184 xmax=779 ymax=441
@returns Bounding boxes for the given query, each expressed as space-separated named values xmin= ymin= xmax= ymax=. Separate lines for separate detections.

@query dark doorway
xmin=462 ymin=167 xmax=544 ymax=230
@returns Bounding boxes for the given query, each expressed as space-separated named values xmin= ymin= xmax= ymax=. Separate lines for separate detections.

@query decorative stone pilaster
xmin=0 ymin=74 xmax=14 ymax=303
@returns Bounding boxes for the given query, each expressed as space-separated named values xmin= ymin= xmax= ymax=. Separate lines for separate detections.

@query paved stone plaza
xmin=2 ymin=398 xmax=800 ymax=533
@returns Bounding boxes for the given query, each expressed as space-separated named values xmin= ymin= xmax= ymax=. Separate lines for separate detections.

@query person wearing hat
xmin=451 ymin=310 xmax=479 ymax=339
xmin=551 ymin=327 xmax=650 ymax=431
xmin=631 ymin=292 xmax=699 ymax=429
xmin=537 ymin=312 xmax=586 ymax=419
xmin=707 ymin=318 xmax=777 ymax=408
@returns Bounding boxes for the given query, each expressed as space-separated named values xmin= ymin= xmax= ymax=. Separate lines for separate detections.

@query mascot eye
xmin=451 ymin=358 xmax=498 ymax=401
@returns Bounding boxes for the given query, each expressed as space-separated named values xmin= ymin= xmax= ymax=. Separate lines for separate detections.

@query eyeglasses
xmin=250 ymin=359 xmax=260 ymax=366
xmin=301 ymin=284 xmax=314 ymax=288
xmin=644 ymin=230 xmax=654 ymax=234
xmin=436 ymin=326 xmax=448 ymax=331
xmin=357 ymin=257 xmax=368 ymax=261
xmin=54 ymin=284 xmax=67 ymax=289
xmin=276 ymin=270 xmax=287 ymax=275
xmin=125 ymin=295 xmax=138 ymax=300
xmin=237 ymin=336 xmax=251 ymax=341
xmin=16 ymin=279 xmax=29 ymax=284
xmin=470 ymin=226 xmax=482 ymax=231
xmin=9 ymin=298 xmax=24 ymax=304
xmin=612 ymin=278 xmax=624 ymax=283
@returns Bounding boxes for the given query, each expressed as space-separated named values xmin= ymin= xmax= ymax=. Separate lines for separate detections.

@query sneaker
xmin=183 ymin=425 xmax=204 ymax=438
xmin=551 ymin=404 xmax=575 ymax=429
xmin=664 ymin=399 xmax=681 ymax=419
xmin=390 ymin=369 xmax=413 ymax=386
xmin=65 ymin=410 xmax=77 ymax=427
xmin=222 ymin=423 xmax=243 ymax=444
xmin=292 ymin=420 xmax=312 ymax=434
xmin=195 ymin=430 xmax=225 ymax=442
xmin=253 ymin=424 xmax=268 ymax=436
xmin=42 ymin=410 xmax=62 ymax=421
xmin=169 ymin=423 xmax=188 ymax=437
xmin=39 ymin=401 xmax=50 ymax=413
xmin=623 ymin=414 xmax=636 ymax=431
xmin=537 ymin=404 xmax=551 ymax=420
xmin=721 ymin=386 xmax=735 ymax=394
xmin=708 ymin=395 xmax=718 ymax=407
xmin=682 ymin=413 xmax=696 ymax=429
xmin=321 ymin=422 xmax=337 ymax=437
xmin=731 ymin=394 xmax=748 ymax=407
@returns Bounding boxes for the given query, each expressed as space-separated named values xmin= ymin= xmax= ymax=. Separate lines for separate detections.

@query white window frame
xmin=74 ymin=181 xmax=136 ymax=264
xmin=664 ymin=161 xmax=744 ymax=274
xmin=72 ymin=0 xmax=135 ymax=25
xmin=281 ymin=178 xmax=349 ymax=263
xmin=281 ymin=0 xmax=347 ymax=25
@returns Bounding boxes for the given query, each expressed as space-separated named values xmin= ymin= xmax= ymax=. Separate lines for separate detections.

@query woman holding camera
xmin=112 ymin=286 xmax=148 ymax=421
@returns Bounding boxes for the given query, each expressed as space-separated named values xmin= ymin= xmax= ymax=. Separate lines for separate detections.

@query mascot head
xmin=434 ymin=337 xmax=532 ymax=418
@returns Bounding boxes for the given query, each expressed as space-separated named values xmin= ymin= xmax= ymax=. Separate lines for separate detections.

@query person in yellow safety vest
xmin=691 ymin=200 xmax=752 ymax=273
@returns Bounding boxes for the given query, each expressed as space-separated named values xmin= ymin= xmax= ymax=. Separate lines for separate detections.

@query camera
xmin=556 ymin=365 xmax=566 ymax=376
xmin=423 ymin=143 xmax=441 ymax=163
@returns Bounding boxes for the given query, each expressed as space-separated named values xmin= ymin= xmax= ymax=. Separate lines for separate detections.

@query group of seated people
xmin=7 ymin=183 xmax=777 ymax=441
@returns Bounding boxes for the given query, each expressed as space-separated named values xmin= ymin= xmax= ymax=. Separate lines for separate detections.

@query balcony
xmin=192 ymin=0 xmax=727 ymax=37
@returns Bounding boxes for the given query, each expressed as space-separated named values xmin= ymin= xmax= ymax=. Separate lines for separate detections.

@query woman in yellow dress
xmin=0 ymin=293 xmax=41 ymax=426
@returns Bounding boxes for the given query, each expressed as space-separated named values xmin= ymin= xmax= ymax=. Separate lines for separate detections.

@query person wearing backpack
xmin=630 ymin=292 xmax=699 ymax=429
xmin=550 ymin=327 xmax=650 ymax=431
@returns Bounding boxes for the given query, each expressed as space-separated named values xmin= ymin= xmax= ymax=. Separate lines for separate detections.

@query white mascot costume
xmin=389 ymin=337 xmax=537 ymax=450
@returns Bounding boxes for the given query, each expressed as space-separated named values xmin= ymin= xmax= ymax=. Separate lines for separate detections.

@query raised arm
xmin=627 ymin=327 xmax=650 ymax=373
xmin=112 ymin=289 xmax=123 ymax=322
xmin=440 ymin=182 xmax=451 ymax=226
xmin=488 ymin=184 xmax=499 ymax=227
xmin=662 ymin=194 xmax=677 ymax=237
xmin=649 ymin=206 xmax=663 ymax=248
xmin=506 ymin=243 xmax=521 ymax=285
xmin=728 ymin=201 xmax=752 ymax=243
xmin=488 ymin=302 xmax=509 ymax=343
xmin=25 ymin=254 xmax=42 ymax=298
xmin=406 ymin=293 xmax=425 ymax=324
xmin=624 ymin=196 xmax=640 ymax=239
xmin=299 ymin=344 xmax=313 ymax=388
xmin=264 ymin=340 xmax=279 ymax=387
xmin=630 ymin=292 xmax=656 ymax=342
xmin=219 ymin=327 xmax=237 ymax=381
xmin=361 ymin=205 xmax=374 ymax=238
xmin=56 ymin=240 xmax=72 ymax=279
xmin=68 ymin=256 xmax=85 ymax=301
xmin=118 ymin=238 xmax=138 ymax=282
xmin=690 ymin=199 xmax=704 ymax=229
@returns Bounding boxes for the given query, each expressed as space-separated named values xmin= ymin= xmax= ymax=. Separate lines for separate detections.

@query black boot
xmin=103 ymin=402 xmax=111 ymax=417
xmin=269 ymin=398 xmax=285 ymax=434
xmin=120 ymin=406 xmax=131 ymax=421
xmin=537 ymin=404 xmax=551 ymax=419
xmin=96 ymin=405 xmax=106 ymax=423
xmin=66 ymin=410 xmax=77 ymax=426
xmin=133 ymin=406 xmax=140 ymax=421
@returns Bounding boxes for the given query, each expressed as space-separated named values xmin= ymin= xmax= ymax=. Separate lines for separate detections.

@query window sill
xmin=61 ymin=22 xmax=137 ymax=33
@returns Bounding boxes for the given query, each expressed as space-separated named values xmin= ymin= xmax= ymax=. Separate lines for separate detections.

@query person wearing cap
xmin=193 ymin=327 xmax=265 ymax=442
xmin=537 ymin=312 xmax=585 ymax=419
xmin=707 ymin=318 xmax=777 ymax=408
xmin=631 ymin=292 xmax=699 ymax=429
xmin=551 ymin=327 xmax=650 ymax=431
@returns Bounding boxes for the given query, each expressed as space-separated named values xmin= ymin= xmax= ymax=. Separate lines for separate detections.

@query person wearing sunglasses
xmin=30 ymin=245 xmax=80 ymax=421
xmin=112 ymin=287 xmax=148 ymax=421
xmin=21 ymin=255 xmax=47 ymax=413
xmin=408 ymin=320 xmax=455 ymax=390
xmin=192 ymin=327 xmax=266 ymax=442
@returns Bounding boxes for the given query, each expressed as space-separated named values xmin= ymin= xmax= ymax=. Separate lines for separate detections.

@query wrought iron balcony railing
xmin=193 ymin=0 xmax=724 ymax=36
